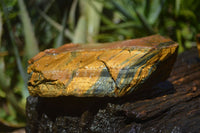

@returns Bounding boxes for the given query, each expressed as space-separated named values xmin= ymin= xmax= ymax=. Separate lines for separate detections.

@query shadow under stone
xmin=35 ymin=79 xmax=175 ymax=120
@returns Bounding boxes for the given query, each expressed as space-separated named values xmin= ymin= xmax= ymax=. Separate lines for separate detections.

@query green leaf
xmin=0 ymin=109 xmax=6 ymax=118
xmin=185 ymin=41 xmax=193 ymax=49
xmin=176 ymin=29 xmax=184 ymax=53
xmin=175 ymin=0 xmax=181 ymax=16
xmin=179 ymin=9 xmax=196 ymax=20
xmin=148 ymin=0 xmax=165 ymax=24
xmin=0 ymin=88 xmax=6 ymax=98
xmin=181 ymin=26 xmax=193 ymax=40
xmin=0 ymin=102 xmax=25 ymax=128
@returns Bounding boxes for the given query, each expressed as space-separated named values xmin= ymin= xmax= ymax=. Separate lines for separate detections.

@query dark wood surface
xmin=26 ymin=48 xmax=200 ymax=133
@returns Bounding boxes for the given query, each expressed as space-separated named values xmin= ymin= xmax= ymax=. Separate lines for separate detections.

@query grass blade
xmin=2 ymin=0 xmax=27 ymax=89
xmin=111 ymin=0 xmax=135 ymax=20
xmin=88 ymin=0 xmax=113 ymax=26
xmin=38 ymin=9 xmax=73 ymax=40
xmin=0 ymin=11 xmax=10 ymax=90
xmin=73 ymin=16 xmax=87 ymax=44
xmin=55 ymin=10 xmax=68 ymax=48
xmin=35 ymin=0 xmax=56 ymax=28
xmin=0 ymin=12 xmax=2 ymax=47
xmin=148 ymin=0 xmax=165 ymax=24
xmin=132 ymin=1 xmax=155 ymax=34
xmin=0 ymin=3 xmax=26 ymax=116
xmin=69 ymin=0 xmax=78 ymax=30
xmin=73 ymin=0 xmax=103 ymax=44
xmin=87 ymin=0 xmax=103 ymax=43
xmin=175 ymin=0 xmax=181 ymax=16
xmin=18 ymin=0 xmax=39 ymax=59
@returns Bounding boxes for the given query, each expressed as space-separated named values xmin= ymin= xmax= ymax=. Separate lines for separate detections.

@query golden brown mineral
xmin=27 ymin=35 xmax=178 ymax=97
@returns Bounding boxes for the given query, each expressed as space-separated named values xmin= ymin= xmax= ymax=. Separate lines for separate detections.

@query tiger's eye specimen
xmin=27 ymin=35 xmax=178 ymax=97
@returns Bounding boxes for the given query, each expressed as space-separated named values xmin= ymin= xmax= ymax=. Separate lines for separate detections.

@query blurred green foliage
xmin=0 ymin=0 xmax=200 ymax=131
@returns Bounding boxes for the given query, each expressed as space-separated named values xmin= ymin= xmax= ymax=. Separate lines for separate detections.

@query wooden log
xmin=27 ymin=35 xmax=178 ymax=97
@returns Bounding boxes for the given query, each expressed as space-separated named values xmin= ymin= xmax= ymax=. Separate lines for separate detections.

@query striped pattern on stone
xmin=27 ymin=35 xmax=178 ymax=97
